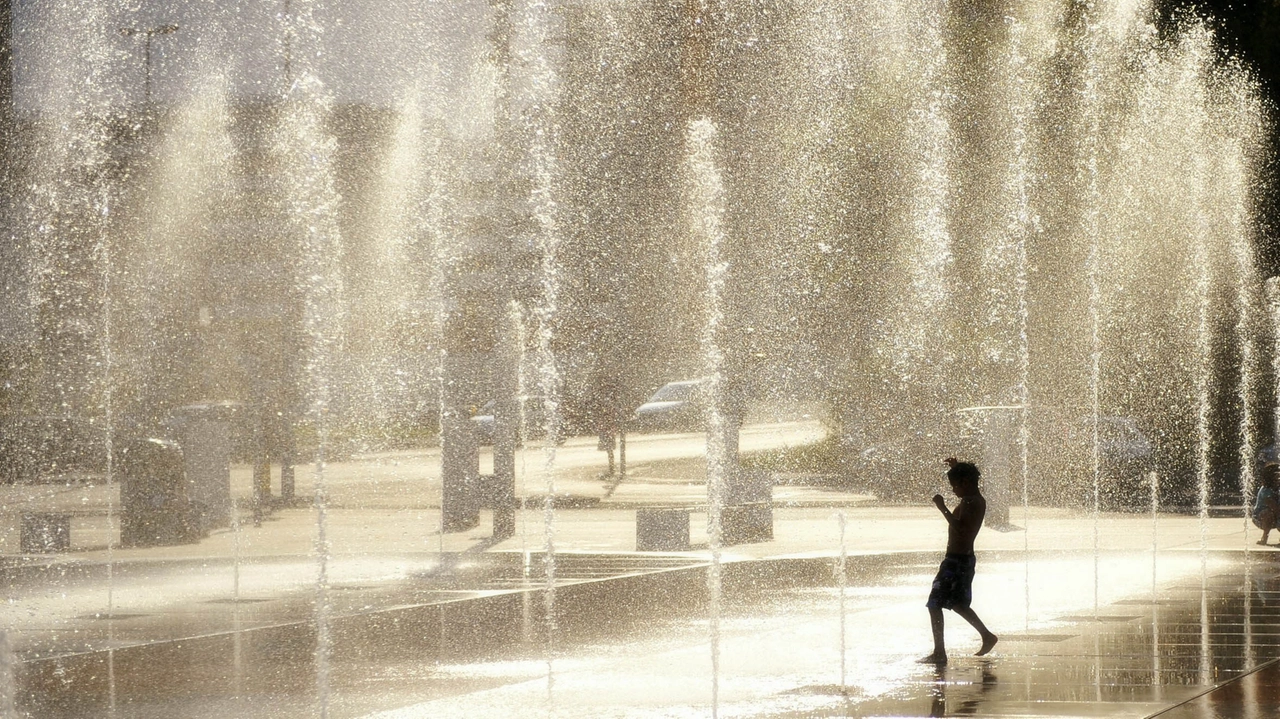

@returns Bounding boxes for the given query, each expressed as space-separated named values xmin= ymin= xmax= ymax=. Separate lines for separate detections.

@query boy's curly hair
xmin=946 ymin=460 xmax=981 ymax=486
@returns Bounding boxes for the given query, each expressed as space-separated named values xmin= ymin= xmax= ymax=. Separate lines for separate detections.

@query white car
xmin=630 ymin=380 xmax=707 ymax=432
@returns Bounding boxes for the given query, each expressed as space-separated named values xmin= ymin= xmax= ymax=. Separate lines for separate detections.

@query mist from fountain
xmin=356 ymin=92 xmax=430 ymax=430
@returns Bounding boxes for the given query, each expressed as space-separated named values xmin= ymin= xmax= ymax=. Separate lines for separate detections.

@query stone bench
xmin=636 ymin=508 xmax=692 ymax=551
xmin=721 ymin=502 xmax=773 ymax=545
xmin=636 ymin=500 xmax=774 ymax=551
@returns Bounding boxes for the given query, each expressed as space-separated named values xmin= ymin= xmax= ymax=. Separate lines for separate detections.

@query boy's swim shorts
xmin=926 ymin=553 xmax=976 ymax=611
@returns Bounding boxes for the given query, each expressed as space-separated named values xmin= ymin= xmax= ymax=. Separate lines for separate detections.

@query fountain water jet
xmin=1078 ymin=0 xmax=1107 ymax=618
xmin=1174 ymin=28 xmax=1217 ymax=581
xmin=508 ymin=0 xmax=566 ymax=706
xmin=835 ymin=512 xmax=848 ymax=695
xmin=687 ymin=114 xmax=728 ymax=718
xmin=885 ymin=0 xmax=955 ymax=404
xmin=272 ymin=0 xmax=348 ymax=713
xmin=998 ymin=11 xmax=1037 ymax=628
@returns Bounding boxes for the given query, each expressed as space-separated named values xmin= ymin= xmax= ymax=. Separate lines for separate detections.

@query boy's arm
xmin=932 ymin=494 xmax=961 ymax=523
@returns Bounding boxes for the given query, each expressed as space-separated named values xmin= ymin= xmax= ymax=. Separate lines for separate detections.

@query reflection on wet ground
xmin=1154 ymin=657 xmax=1280 ymax=719
xmin=12 ymin=550 xmax=1280 ymax=717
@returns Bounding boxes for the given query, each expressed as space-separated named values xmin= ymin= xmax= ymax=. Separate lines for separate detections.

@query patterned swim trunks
xmin=926 ymin=553 xmax=976 ymax=611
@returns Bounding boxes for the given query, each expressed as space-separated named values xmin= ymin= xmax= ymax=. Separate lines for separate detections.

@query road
xmin=255 ymin=418 xmax=829 ymax=509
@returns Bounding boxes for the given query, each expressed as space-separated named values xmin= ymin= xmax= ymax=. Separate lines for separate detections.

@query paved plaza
xmin=2 ymin=424 xmax=1279 ymax=717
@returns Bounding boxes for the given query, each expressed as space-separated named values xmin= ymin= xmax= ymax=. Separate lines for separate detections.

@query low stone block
xmin=721 ymin=502 xmax=773 ymax=546
xmin=636 ymin=508 xmax=691 ymax=551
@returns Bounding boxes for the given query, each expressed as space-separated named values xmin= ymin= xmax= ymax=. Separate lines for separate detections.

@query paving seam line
xmin=1144 ymin=656 xmax=1280 ymax=718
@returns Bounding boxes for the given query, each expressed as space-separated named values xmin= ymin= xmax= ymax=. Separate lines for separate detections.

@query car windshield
xmin=649 ymin=383 xmax=697 ymax=402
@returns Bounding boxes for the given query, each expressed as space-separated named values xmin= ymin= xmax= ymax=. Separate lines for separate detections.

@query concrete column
xmin=280 ymin=415 xmax=296 ymax=501
xmin=252 ymin=406 xmax=272 ymax=506
xmin=490 ymin=303 xmax=520 ymax=539
xmin=980 ymin=409 xmax=1014 ymax=528
xmin=439 ymin=296 xmax=491 ymax=534
xmin=440 ymin=405 xmax=480 ymax=533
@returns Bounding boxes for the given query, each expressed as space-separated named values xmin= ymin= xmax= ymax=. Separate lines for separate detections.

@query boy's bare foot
xmin=917 ymin=652 xmax=948 ymax=665
xmin=975 ymin=633 xmax=998 ymax=656
xmin=1258 ymin=540 xmax=1269 ymax=546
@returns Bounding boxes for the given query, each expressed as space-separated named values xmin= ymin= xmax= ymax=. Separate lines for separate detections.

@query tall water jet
xmin=1217 ymin=72 xmax=1266 ymax=551
xmin=353 ymin=91 xmax=433 ymax=433
xmin=1173 ymin=28 xmax=1216 ymax=574
xmin=886 ymin=0 xmax=955 ymax=410
xmin=22 ymin=2 xmax=125 ymax=711
xmin=687 ymin=115 xmax=728 ymax=718
xmin=510 ymin=0 xmax=565 ymax=704
xmin=988 ymin=5 xmax=1041 ymax=620
xmin=1078 ymin=0 xmax=1106 ymax=616
xmin=273 ymin=1 xmax=347 ymax=713
xmin=425 ymin=117 xmax=452 ymax=555
xmin=1004 ymin=12 xmax=1035 ymax=526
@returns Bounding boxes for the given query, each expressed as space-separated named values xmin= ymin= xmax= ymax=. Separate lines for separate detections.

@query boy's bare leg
xmin=954 ymin=606 xmax=998 ymax=656
xmin=918 ymin=607 xmax=948 ymax=664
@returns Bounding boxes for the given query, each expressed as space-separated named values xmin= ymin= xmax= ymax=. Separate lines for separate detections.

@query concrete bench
xmin=635 ymin=501 xmax=774 ymax=551
xmin=636 ymin=508 xmax=692 ymax=551
xmin=722 ymin=502 xmax=773 ymax=545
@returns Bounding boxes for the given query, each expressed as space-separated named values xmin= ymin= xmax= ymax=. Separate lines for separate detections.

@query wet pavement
xmin=4 ymin=424 xmax=1280 ymax=716
xmin=9 ymin=542 xmax=1280 ymax=717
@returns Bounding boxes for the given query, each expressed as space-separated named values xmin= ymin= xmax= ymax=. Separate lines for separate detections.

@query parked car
xmin=629 ymin=380 xmax=707 ymax=432
xmin=470 ymin=400 xmax=497 ymax=445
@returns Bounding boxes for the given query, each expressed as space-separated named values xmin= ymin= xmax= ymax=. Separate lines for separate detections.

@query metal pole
xmin=283 ymin=0 xmax=293 ymax=86
xmin=120 ymin=25 xmax=177 ymax=104
xmin=143 ymin=35 xmax=152 ymax=102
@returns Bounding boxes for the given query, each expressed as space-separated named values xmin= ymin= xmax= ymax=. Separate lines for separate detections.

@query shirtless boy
xmin=919 ymin=458 xmax=998 ymax=665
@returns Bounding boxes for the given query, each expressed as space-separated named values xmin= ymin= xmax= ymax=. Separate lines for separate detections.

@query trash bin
xmin=120 ymin=438 xmax=201 ymax=548
xmin=171 ymin=402 xmax=241 ymax=529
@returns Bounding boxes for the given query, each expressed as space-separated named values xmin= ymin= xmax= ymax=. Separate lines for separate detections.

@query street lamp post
xmin=282 ymin=0 xmax=293 ymax=86
xmin=119 ymin=24 xmax=178 ymax=103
